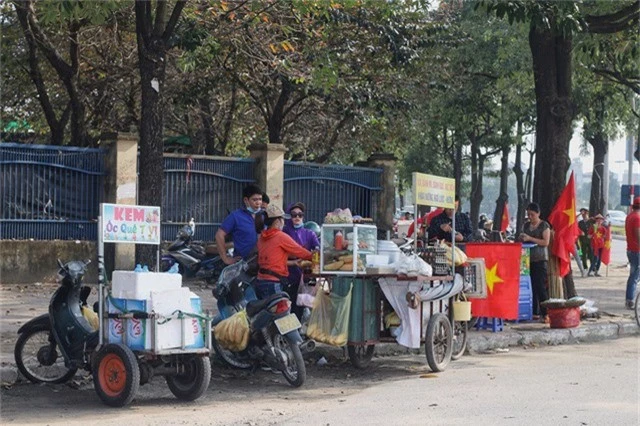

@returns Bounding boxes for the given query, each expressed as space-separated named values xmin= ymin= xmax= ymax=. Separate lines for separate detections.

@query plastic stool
xmin=474 ymin=317 xmax=504 ymax=332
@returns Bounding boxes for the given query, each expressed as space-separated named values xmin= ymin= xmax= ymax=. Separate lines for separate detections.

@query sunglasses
xmin=291 ymin=213 xmax=304 ymax=218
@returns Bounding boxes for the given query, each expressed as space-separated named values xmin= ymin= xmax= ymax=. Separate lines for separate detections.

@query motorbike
xmin=210 ymin=260 xmax=312 ymax=387
xmin=161 ymin=222 xmax=225 ymax=283
xmin=15 ymin=259 xmax=212 ymax=407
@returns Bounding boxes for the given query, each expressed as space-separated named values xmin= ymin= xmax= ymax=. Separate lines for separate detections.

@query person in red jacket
xmin=588 ymin=214 xmax=606 ymax=277
xmin=625 ymin=197 xmax=640 ymax=309
xmin=255 ymin=205 xmax=312 ymax=299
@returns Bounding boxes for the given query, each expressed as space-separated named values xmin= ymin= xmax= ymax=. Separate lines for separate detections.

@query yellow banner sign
xmin=412 ymin=173 xmax=456 ymax=208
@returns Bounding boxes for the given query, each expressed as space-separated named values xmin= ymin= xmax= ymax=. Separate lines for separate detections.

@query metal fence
xmin=0 ymin=142 xmax=106 ymax=240
xmin=284 ymin=161 xmax=382 ymax=224
xmin=162 ymin=154 xmax=256 ymax=242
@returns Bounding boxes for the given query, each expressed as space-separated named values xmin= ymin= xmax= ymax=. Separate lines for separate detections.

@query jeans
xmin=589 ymin=248 xmax=602 ymax=274
xmin=530 ymin=260 xmax=549 ymax=316
xmin=255 ymin=279 xmax=282 ymax=300
xmin=626 ymin=250 xmax=640 ymax=302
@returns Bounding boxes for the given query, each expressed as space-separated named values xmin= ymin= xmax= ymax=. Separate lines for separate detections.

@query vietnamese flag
xmin=547 ymin=172 xmax=581 ymax=277
xmin=466 ymin=242 xmax=522 ymax=320
xmin=601 ymin=225 xmax=612 ymax=265
xmin=500 ymin=204 xmax=509 ymax=232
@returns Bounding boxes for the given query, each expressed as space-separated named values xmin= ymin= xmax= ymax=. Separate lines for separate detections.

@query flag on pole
xmin=601 ymin=224 xmax=612 ymax=265
xmin=547 ymin=172 xmax=581 ymax=278
xmin=466 ymin=242 xmax=522 ymax=320
xmin=500 ymin=203 xmax=509 ymax=232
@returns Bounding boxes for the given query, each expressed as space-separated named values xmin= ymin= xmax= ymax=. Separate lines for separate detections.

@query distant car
xmin=607 ymin=210 xmax=626 ymax=227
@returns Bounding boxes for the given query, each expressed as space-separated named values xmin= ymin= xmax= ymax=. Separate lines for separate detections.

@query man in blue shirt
xmin=215 ymin=184 xmax=263 ymax=265
xmin=427 ymin=195 xmax=473 ymax=242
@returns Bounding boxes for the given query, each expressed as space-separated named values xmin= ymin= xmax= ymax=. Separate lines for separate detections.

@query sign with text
xmin=412 ymin=173 xmax=456 ymax=208
xmin=101 ymin=203 xmax=161 ymax=245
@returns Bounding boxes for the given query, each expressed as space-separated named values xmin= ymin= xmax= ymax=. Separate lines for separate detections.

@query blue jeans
xmin=589 ymin=248 xmax=602 ymax=274
xmin=255 ymin=279 xmax=282 ymax=300
xmin=626 ymin=251 xmax=640 ymax=301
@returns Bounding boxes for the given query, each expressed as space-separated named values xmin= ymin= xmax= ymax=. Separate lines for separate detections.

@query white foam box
xmin=150 ymin=287 xmax=195 ymax=350
xmin=186 ymin=292 xmax=205 ymax=349
xmin=112 ymin=271 xmax=182 ymax=300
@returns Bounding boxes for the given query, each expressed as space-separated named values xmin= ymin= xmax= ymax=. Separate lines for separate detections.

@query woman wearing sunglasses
xmin=283 ymin=202 xmax=320 ymax=319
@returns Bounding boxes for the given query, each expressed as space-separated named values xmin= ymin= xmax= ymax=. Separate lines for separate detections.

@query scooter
xmin=210 ymin=260 xmax=311 ymax=387
xmin=15 ymin=259 xmax=212 ymax=407
xmin=15 ymin=259 xmax=98 ymax=385
xmin=161 ymin=222 xmax=225 ymax=283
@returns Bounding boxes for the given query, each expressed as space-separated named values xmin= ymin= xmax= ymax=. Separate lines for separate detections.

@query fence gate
xmin=162 ymin=154 xmax=256 ymax=242
xmin=0 ymin=142 xmax=106 ymax=240
xmin=283 ymin=161 xmax=382 ymax=225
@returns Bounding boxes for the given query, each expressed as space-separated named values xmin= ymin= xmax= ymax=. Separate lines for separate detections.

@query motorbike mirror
xmin=57 ymin=258 xmax=65 ymax=269
xmin=84 ymin=259 xmax=92 ymax=267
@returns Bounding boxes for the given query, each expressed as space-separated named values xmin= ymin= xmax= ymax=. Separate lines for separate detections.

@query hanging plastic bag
xmin=306 ymin=283 xmax=352 ymax=347
xmin=442 ymin=241 xmax=467 ymax=266
xmin=296 ymin=278 xmax=318 ymax=308
xmin=214 ymin=310 xmax=250 ymax=351
xmin=81 ymin=305 xmax=99 ymax=330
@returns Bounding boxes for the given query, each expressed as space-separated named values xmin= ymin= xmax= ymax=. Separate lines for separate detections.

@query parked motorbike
xmin=161 ymin=222 xmax=225 ymax=283
xmin=211 ymin=260 xmax=311 ymax=387
xmin=15 ymin=259 xmax=212 ymax=407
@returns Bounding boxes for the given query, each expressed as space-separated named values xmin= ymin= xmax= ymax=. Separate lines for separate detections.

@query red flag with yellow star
xmin=500 ymin=204 xmax=509 ymax=232
xmin=466 ymin=242 xmax=522 ymax=319
xmin=601 ymin=224 xmax=612 ymax=265
xmin=547 ymin=172 xmax=581 ymax=277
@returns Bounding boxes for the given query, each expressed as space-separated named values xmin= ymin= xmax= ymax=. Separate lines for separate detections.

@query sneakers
xmin=587 ymin=271 xmax=594 ymax=277
xmin=625 ymin=300 xmax=635 ymax=310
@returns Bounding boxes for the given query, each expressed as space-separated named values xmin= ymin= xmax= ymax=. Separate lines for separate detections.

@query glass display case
xmin=320 ymin=224 xmax=377 ymax=275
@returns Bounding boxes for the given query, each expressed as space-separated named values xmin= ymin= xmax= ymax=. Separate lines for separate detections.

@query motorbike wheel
xmin=15 ymin=324 xmax=77 ymax=384
xmin=451 ymin=321 xmax=468 ymax=361
xmin=93 ymin=343 xmax=140 ymax=407
xmin=166 ymin=355 xmax=211 ymax=401
xmin=273 ymin=334 xmax=306 ymax=388
xmin=425 ymin=313 xmax=452 ymax=372
xmin=211 ymin=332 xmax=253 ymax=369
xmin=347 ymin=345 xmax=375 ymax=369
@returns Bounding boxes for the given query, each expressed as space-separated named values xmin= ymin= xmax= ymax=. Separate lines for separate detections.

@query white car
xmin=607 ymin=210 xmax=626 ymax=227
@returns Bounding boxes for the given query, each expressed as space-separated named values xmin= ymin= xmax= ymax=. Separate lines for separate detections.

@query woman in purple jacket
xmin=283 ymin=202 xmax=320 ymax=319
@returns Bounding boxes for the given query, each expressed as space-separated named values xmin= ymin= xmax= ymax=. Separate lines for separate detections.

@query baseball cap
xmin=265 ymin=205 xmax=290 ymax=219
xmin=579 ymin=207 xmax=589 ymax=213
xmin=287 ymin=202 xmax=305 ymax=213
xmin=633 ymin=196 xmax=640 ymax=207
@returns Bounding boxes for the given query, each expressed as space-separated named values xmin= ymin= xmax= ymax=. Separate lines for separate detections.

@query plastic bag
xmin=394 ymin=253 xmax=432 ymax=277
xmin=440 ymin=241 xmax=467 ymax=266
xmin=81 ymin=305 xmax=99 ymax=330
xmin=323 ymin=208 xmax=353 ymax=224
xmin=214 ymin=310 xmax=250 ymax=351
xmin=296 ymin=279 xmax=318 ymax=308
xmin=306 ymin=283 xmax=352 ymax=347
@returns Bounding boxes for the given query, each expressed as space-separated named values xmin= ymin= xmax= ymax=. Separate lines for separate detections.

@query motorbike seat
xmin=246 ymin=293 xmax=288 ymax=317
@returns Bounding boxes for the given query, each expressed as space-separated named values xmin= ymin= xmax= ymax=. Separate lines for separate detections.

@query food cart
xmin=95 ymin=203 xmax=212 ymax=407
xmin=309 ymin=173 xmax=473 ymax=371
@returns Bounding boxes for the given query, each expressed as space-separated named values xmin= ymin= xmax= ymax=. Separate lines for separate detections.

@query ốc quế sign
xmin=412 ymin=173 xmax=456 ymax=209
xmin=101 ymin=203 xmax=161 ymax=245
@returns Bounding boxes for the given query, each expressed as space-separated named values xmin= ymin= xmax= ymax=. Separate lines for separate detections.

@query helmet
xmin=304 ymin=221 xmax=321 ymax=237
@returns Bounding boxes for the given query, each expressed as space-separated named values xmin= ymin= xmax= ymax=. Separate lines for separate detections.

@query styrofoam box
xmin=150 ymin=287 xmax=195 ymax=350
xmin=112 ymin=271 xmax=182 ymax=300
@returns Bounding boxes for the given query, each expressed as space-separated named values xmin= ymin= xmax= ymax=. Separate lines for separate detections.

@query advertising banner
xmin=101 ymin=203 xmax=161 ymax=245
xmin=412 ymin=173 xmax=455 ymax=208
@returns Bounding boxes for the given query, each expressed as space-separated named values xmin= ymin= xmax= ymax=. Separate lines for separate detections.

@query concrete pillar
xmin=248 ymin=143 xmax=286 ymax=208
xmin=367 ymin=153 xmax=397 ymax=233
xmin=102 ymin=132 xmax=139 ymax=271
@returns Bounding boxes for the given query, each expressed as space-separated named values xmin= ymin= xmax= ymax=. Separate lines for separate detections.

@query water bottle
xmin=168 ymin=263 xmax=179 ymax=274
xmin=141 ymin=264 xmax=149 ymax=272
xmin=134 ymin=264 xmax=143 ymax=272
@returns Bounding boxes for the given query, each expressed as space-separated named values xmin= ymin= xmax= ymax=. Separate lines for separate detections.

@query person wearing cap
xmin=255 ymin=205 xmax=313 ymax=299
xmin=283 ymin=202 xmax=321 ymax=319
xmin=624 ymin=197 xmax=640 ymax=309
xmin=427 ymin=196 xmax=473 ymax=243
xmin=215 ymin=184 xmax=263 ymax=265
xmin=577 ymin=208 xmax=593 ymax=272
xmin=519 ymin=202 xmax=551 ymax=320
xmin=587 ymin=214 xmax=606 ymax=277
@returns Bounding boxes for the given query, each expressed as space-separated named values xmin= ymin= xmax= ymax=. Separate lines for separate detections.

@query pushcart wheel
xmin=93 ymin=343 xmax=140 ymax=407
xmin=451 ymin=321 xmax=468 ymax=360
xmin=425 ymin=313 xmax=452 ymax=372
xmin=166 ymin=355 xmax=211 ymax=401
xmin=347 ymin=345 xmax=375 ymax=369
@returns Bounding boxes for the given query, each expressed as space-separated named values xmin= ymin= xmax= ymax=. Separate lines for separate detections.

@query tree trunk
xmin=469 ymin=133 xmax=483 ymax=227
xmin=513 ymin=133 xmax=526 ymax=235
xmin=268 ymin=75 xmax=293 ymax=144
xmin=588 ymin=133 xmax=607 ymax=216
xmin=493 ymin=146 xmax=510 ymax=231
xmin=529 ymin=25 xmax=574 ymax=218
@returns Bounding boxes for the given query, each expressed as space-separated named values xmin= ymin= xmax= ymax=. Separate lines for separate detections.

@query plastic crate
xmin=517 ymin=275 xmax=533 ymax=321
xmin=459 ymin=258 xmax=487 ymax=299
